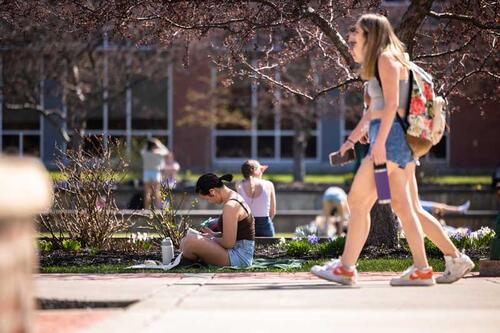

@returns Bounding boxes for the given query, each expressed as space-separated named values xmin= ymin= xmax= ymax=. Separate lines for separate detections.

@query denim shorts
xmin=228 ymin=239 xmax=255 ymax=268
xmin=368 ymin=119 xmax=413 ymax=169
xmin=254 ymin=216 xmax=275 ymax=237
xmin=143 ymin=170 xmax=161 ymax=183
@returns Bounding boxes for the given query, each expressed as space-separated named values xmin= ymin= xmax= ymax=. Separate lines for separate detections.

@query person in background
xmin=320 ymin=186 xmax=350 ymax=237
xmin=162 ymin=152 xmax=181 ymax=189
xmin=180 ymin=173 xmax=255 ymax=268
xmin=238 ymin=160 xmax=277 ymax=237
xmin=420 ymin=199 xmax=470 ymax=217
xmin=141 ymin=138 xmax=169 ymax=209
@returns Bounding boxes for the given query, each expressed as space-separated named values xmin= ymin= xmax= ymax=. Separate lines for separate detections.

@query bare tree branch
xmin=241 ymin=58 xmax=313 ymax=100
xmin=313 ymin=77 xmax=360 ymax=99
xmin=396 ymin=0 xmax=435 ymax=56
xmin=413 ymin=32 xmax=478 ymax=60
xmin=303 ymin=6 xmax=355 ymax=70
xmin=427 ymin=10 xmax=500 ymax=31
xmin=444 ymin=43 xmax=498 ymax=97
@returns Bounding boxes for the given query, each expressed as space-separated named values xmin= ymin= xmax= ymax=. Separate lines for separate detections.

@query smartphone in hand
xmin=329 ymin=149 xmax=356 ymax=167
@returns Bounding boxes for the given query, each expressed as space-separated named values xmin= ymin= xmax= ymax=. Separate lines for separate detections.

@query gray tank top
xmin=367 ymin=77 xmax=410 ymax=111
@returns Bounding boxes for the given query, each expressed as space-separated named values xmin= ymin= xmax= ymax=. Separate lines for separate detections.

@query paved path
xmin=35 ymin=272 xmax=500 ymax=333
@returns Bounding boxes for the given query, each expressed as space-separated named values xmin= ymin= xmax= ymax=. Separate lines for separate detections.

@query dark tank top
xmin=217 ymin=198 xmax=255 ymax=241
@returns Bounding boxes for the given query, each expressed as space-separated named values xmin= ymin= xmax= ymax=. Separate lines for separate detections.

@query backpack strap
xmin=374 ymin=58 xmax=412 ymax=131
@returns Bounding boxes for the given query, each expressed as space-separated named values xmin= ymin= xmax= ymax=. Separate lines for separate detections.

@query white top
xmin=238 ymin=179 xmax=272 ymax=218
xmin=141 ymin=150 xmax=167 ymax=172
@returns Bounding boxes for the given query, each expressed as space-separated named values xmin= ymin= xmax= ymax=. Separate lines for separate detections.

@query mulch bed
xmin=39 ymin=243 xmax=489 ymax=267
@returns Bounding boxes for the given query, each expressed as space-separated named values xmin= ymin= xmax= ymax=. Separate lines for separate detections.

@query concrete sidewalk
xmin=35 ymin=272 xmax=500 ymax=333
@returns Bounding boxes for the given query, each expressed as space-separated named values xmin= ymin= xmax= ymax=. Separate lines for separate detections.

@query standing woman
xmin=238 ymin=160 xmax=277 ymax=237
xmin=312 ymin=13 xmax=433 ymax=286
xmin=141 ymin=138 xmax=169 ymax=209
xmin=180 ymin=173 xmax=255 ymax=268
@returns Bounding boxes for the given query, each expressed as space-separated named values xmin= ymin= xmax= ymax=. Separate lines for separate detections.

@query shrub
xmin=39 ymin=136 xmax=131 ymax=250
xmin=61 ymin=239 xmax=81 ymax=252
xmin=38 ymin=240 xmax=53 ymax=252
xmin=316 ymin=237 xmax=345 ymax=257
xmin=286 ymin=240 xmax=313 ymax=257
xmin=146 ymin=183 xmax=193 ymax=249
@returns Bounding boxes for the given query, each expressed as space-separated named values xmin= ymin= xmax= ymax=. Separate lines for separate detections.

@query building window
xmin=213 ymin=69 xmax=319 ymax=161
xmin=81 ymin=46 xmax=172 ymax=159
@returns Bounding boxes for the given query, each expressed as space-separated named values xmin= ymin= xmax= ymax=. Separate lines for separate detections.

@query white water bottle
xmin=161 ymin=237 xmax=174 ymax=265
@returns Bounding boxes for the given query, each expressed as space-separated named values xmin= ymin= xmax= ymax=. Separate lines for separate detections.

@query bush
xmin=316 ymin=237 xmax=346 ymax=257
xmin=286 ymin=236 xmax=346 ymax=258
xmin=286 ymin=240 xmax=313 ymax=257
xmin=39 ymin=136 xmax=131 ymax=250
xmin=61 ymin=239 xmax=81 ymax=252
xmin=38 ymin=240 xmax=53 ymax=252
xmin=146 ymin=184 xmax=193 ymax=249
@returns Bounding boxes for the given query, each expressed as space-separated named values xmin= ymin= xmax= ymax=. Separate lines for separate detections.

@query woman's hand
xmin=339 ymin=140 xmax=355 ymax=156
xmin=359 ymin=133 xmax=369 ymax=144
xmin=370 ymin=140 xmax=387 ymax=166
xmin=201 ymin=227 xmax=215 ymax=236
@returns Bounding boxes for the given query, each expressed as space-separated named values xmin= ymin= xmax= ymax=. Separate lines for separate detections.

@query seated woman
xmin=180 ymin=173 xmax=255 ymax=268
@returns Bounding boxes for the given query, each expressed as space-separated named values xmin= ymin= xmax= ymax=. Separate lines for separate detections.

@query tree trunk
xmin=365 ymin=203 xmax=399 ymax=248
xmin=292 ymin=118 xmax=307 ymax=183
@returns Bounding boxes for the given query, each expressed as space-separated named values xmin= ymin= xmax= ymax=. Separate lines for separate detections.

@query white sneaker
xmin=310 ymin=258 xmax=357 ymax=285
xmin=457 ymin=200 xmax=471 ymax=213
xmin=311 ymin=258 xmax=340 ymax=274
xmin=436 ymin=253 xmax=475 ymax=284
xmin=390 ymin=265 xmax=435 ymax=286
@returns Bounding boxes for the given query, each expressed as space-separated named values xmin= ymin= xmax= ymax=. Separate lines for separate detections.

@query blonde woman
xmin=238 ymin=160 xmax=277 ymax=236
xmin=312 ymin=14 xmax=434 ymax=286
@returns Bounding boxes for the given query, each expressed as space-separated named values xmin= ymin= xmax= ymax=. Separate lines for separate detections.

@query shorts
xmin=254 ymin=217 xmax=275 ymax=237
xmin=143 ymin=170 xmax=161 ymax=183
xmin=228 ymin=239 xmax=254 ymax=268
xmin=368 ymin=119 xmax=413 ymax=169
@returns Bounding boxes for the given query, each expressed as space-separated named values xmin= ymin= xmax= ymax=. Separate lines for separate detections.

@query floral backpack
xmin=375 ymin=61 xmax=447 ymax=158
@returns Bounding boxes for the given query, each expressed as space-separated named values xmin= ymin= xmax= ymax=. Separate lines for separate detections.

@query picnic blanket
xmin=127 ymin=256 xmax=304 ymax=271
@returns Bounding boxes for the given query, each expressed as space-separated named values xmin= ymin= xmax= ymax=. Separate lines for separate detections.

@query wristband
xmin=347 ymin=138 xmax=355 ymax=145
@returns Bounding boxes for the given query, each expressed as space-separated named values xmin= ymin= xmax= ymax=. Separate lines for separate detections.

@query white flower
xmin=279 ymin=237 xmax=286 ymax=245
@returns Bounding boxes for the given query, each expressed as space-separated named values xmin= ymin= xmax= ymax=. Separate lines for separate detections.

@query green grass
xmin=422 ymin=175 xmax=492 ymax=185
xmin=38 ymin=258 xmax=480 ymax=274
xmin=50 ymin=170 xmax=491 ymax=186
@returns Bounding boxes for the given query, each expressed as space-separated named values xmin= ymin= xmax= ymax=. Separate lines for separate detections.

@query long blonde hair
xmin=357 ymin=14 xmax=411 ymax=80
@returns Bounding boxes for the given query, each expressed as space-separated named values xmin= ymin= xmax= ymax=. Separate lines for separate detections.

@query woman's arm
xmin=214 ymin=203 xmax=238 ymax=249
xmin=268 ymin=181 xmax=276 ymax=219
xmin=371 ymin=53 xmax=400 ymax=165
xmin=339 ymin=109 xmax=371 ymax=155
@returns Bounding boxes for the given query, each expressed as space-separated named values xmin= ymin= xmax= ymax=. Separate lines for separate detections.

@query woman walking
xmin=312 ymin=13 xmax=435 ymax=286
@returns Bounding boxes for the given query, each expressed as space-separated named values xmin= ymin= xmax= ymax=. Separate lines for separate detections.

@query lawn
xmin=49 ymin=171 xmax=491 ymax=186
xmin=39 ymin=258 xmax=478 ymax=274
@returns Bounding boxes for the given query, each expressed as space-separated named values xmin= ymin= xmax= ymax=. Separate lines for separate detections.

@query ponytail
xmin=195 ymin=173 xmax=233 ymax=195
xmin=219 ymin=174 xmax=233 ymax=183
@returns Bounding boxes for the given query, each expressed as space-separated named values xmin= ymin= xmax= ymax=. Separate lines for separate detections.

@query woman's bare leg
xmin=407 ymin=164 xmax=460 ymax=258
xmin=341 ymin=158 xmax=378 ymax=266
xmin=387 ymin=162 xmax=429 ymax=268
xmin=180 ymin=235 xmax=231 ymax=266
xmin=143 ymin=182 xmax=152 ymax=209
xmin=151 ymin=181 xmax=162 ymax=209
